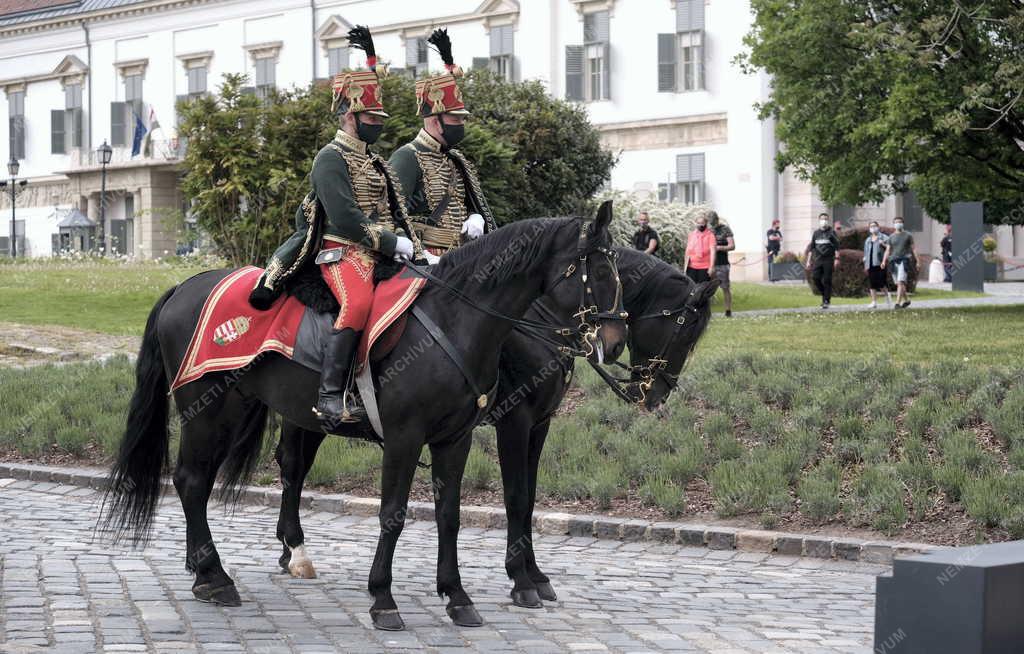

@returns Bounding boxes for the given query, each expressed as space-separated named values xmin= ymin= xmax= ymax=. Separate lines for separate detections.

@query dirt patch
xmin=0 ymin=322 xmax=139 ymax=368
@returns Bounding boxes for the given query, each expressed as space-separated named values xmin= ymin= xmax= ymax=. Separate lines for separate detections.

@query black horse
xmin=272 ymin=247 xmax=717 ymax=607
xmin=99 ymin=208 xmax=627 ymax=631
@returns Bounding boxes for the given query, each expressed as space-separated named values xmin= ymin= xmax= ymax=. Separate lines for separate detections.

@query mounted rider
xmin=249 ymin=26 xmax=422 ymax=429
xmin=389 ymin=29 xmax=496 ymax=261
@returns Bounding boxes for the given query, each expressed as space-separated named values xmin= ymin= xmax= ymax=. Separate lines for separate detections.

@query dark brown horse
xmin=272 ymin=247 xmax=717 ymax=608
xmin=99 ymin=209 xmax=627 ymax=631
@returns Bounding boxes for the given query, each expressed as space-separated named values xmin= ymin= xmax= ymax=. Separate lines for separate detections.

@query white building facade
xmin=2 ymin=0 xmax=1020 ymax=275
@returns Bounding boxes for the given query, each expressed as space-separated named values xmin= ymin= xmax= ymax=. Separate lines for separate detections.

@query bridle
xmin=588 ymin=288 xmax=704 ymax=406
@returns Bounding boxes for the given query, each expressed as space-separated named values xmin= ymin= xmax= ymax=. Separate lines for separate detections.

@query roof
xmin=0 ymin=0 xmax=150 ymax=28
xmin=57 ymin=208 xmax=95 ymax=228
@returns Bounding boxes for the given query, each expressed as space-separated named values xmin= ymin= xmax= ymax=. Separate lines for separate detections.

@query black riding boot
xmin=313 ymin=328 xmax=365 ymax=431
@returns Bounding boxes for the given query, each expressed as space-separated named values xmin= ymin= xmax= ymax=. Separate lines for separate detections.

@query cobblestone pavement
xmin=0 ymin=481 xmax=886 ymax=653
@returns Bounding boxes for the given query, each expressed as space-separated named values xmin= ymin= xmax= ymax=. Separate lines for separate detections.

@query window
xmin=53 ymin=83 xmax=80 ymax=155
xmin=902 ymin=190 xmax=925 ymax=232
xmin=566 ymin=11 xmax=610 ymax=101
xmin=8 ymin=90 xmax=24 ymax=160
xmin=675 ymin=153 xmax=705 ymax=204
xmin=254 ymin=57 xmax=276 ymax=100
xmin=832 ymin=204 xmax=855 ymax=228
xmin=489 ymin=24 xmax=515 ymax=81
xmin=187 ymin=66 xmax=207 ymax=98
xmin=406 ymin=37 xmax=428 ymax=79
xmin=328 ymin=47 xmax=349 ymax=76
xmin=658 ymin=0 xmax=706 ymax=92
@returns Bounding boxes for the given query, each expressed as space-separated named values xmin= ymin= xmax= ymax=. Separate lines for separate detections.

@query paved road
xmin=0 ymin=480 xmax=885 ymax=653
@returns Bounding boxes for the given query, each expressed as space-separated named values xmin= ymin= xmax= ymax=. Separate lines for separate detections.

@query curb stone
xmin=0 ymin=461 xmax=940 ymax=563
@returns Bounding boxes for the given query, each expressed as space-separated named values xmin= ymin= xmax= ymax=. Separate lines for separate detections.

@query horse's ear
xmin=690 ymin=280 xmax=720 ymax=307
xmin=594 ymin=200 xmax=613 ymax=234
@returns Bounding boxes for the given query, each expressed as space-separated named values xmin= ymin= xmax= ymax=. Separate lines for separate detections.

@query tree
xmin=178 ymin=71 xmax=616 ymax=265
xmin=740 ymin=1 xmax=1024 ymax=223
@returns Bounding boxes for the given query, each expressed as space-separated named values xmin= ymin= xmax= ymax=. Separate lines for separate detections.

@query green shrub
xmin=603 ymin=190 xmax=707 ymax=265
xmin=587 ymin=467 xmax=621 ymax=510
xmin=798 ymin=459 xmax=842 ymax=522
xmin=640 ymin=476 xmax=687 ymax=516
xmin=710 ymin=459 xmax=790 ymax=517
xmin=848 ymin=465 xmax=908 ymax=534
xmin=962 ymin=476 xmax=1007 ymax=527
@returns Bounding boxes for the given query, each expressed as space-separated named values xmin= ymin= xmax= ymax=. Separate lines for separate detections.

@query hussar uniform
xmin=249 ymin=26 xmax=420 ymax=429
xmin=389 ymin=29 xmax=495 ymax=256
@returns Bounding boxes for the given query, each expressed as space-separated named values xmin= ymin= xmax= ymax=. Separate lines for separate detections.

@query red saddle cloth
xmin=170 ymin=265 xmax=425 ymax=392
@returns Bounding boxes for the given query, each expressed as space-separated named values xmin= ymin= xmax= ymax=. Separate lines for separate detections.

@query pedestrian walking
xmin=684 ymin=214 xmax=717 ymax=283
xmin=709 ymin=211 xmax=735 ymax=317
xmin=863 ymin=221 xmax=892 ymax=309
xmin=632 ymin=211 xmax=659 ymax=255
xmin=804 ymin=213 xmax=841 ymax=309
xmin=882 ymin=216 xmax=918 ymax=309
xmin=940 ymin=224 xmax=953 ymax=282
xmin=766 ymin=219 xmax=782 ymax=281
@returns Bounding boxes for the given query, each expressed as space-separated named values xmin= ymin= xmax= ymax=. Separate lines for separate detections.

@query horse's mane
xmin=614 ymin=247 xmax=712 ymax=360
xmin=428 ymin=217 xmax=583 ymax=291
xmin=615 ymin=247 xmax=693 ymax=315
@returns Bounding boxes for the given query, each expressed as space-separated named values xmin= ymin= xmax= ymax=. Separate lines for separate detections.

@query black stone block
xmin=875 ymin=540 xmax=1024 ymax=653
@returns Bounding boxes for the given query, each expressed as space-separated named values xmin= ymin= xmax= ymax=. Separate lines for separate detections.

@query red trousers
xmin=319 ymin=240 xmax=376 ymax=330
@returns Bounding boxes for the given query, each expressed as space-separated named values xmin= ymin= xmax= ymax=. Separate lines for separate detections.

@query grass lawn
xmin=0 ymin=261 xmax=213 ymax=335
xmin=3 ymin=306 xmax=1024 ymax=544
xmin=0 ymin=261 xmax=989 ymax=335
xmin=715 ymin=281 xmax=985 ymax=312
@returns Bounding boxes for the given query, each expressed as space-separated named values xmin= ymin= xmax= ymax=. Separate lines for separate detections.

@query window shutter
xmin=658 ymin=34 xmax=677 ymax=92
xmin=51 ymin=109 xmax=66 ymax=154
xmin=328 ymin=47 xmax=349 ymax=76
xmin=406 ymin=38 xmax=421 ymax=67
xmin=70 ymin=108 xmax=83 ymax=148
xmin=176 ymin=95 xmax=189 ymax=127
xmin=110 ymin=101 xmax=126 ymax=146
xmin=9 ymin=115 xmax=25 ymax=159
xmin=472 ymin=57 xmax=489 ymax=71
xmin=565 ymin=45 xmax=585 ymax=101
xmin=678 ymin=0 xmax=705 ymax=32
xmin=584 ymin=11 xmax=610 ymax=43
xmin=601 ymin=42 xmax=611 ymax=99
xmin=677 ymin=153 xmax=705 ymax=182
xmin=490 ymin=25 xmax=513 ymax=56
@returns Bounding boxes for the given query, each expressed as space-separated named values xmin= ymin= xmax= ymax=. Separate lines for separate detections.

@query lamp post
xmin=5 ymin=157 xmax=26 ymax=258
xmin=97 ymin=141 xmax=112 ymax=254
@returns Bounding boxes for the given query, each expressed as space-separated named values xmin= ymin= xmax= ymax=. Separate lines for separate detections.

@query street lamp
xmin=98 ymin=141 xmax=112 ymax=255
xmin=5 ymin=157 xmax=27 ymax=258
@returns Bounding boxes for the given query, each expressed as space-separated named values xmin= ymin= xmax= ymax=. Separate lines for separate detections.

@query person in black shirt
xmin=766 ymin=219 xmax=782 ymax=281
xmin=940 ymin=224 xmax=953 ymax=282
xmin=632 ymin=211 xmax=659 ymax=255
xmin=804 ymin=213 xmax=841 ymax=309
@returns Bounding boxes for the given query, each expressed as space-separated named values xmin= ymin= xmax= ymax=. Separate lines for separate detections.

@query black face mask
xmin=355 ymin=117 xmax=384 ymax=145
xmin=697 ymin=225 xmax=707 ymax=232
xmin=440 ymin=121 xmax=465 ymax=148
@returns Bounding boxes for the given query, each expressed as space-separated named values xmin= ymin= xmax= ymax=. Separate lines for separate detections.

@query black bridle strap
xmin=586 ymin=359 xmax=639 ymax=403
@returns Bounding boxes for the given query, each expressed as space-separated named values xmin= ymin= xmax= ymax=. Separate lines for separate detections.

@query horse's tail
xmin=99 ymin=285 xmax=176 ymax=545
xmin=216 ymin=399 xmax=270 ymax=508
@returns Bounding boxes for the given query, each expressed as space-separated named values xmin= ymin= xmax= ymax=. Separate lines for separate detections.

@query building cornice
xmin=0 ymin=53 xmax=89 ymax=92
xmin=594 ymin=113 xmax=728 ymax=132
xmin=0 ymin=0 xmax=213 ymax=38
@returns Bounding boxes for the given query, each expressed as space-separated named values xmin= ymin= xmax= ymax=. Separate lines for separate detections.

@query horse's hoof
xmin=447 ymin=604 xmax=484 ymax=627
xmin=193 ymin=582 xmax=241 ymax=607
xmin=370 ymin=608 xmax=405 ymax=631
xmin=535 ymin=582 xmax=557 ymax=602
xmin=511 ymin=588 xmax=543 ymax=609
xmin=288 ymin=559 xmax=317 ymax=579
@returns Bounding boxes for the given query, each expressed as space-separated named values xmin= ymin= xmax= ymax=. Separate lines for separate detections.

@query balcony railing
xmin=68 ymin=138 xmax=186 ymax=168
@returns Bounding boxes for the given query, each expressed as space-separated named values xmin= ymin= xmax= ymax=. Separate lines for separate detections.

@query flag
xmin=131 ymin=108 xmax=147 ymax=157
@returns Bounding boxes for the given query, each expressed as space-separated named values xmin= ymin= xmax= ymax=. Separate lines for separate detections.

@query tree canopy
xmin=178 ymin=71 xmax=615 ymax=265
xmin=740 ymin=0 xmax=1024 ymax=223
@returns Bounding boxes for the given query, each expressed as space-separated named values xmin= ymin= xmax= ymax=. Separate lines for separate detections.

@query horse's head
xmin=543 ymin=200 xmax=627 ymax=365
xmin=627 ymin=277 xmax=718 ymax=411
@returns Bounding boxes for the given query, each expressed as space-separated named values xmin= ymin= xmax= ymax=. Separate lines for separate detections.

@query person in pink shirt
xmin=684 ymin=214 xmax=717 ymax=282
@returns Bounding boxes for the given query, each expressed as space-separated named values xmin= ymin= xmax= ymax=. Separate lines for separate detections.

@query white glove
xmin=424 ymin=250 xmax=441 ymax=265
xmin=393 ymin=236 xmax=414 ymax=261
xmin=461 ymin=213 xmax=485 ymax=240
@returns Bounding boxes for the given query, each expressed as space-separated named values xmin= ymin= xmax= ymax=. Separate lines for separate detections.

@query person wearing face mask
xmin=684 ymin=216 xmax=718 ymax=283
xmin=249 ymin=26 xmax=422 ymax=428
xmin=804 ymin=213 xmax=841 ymax=309
xmin=882 ymin=216 xmax=917 ymax=309
xmin=863 ymin=221 xmax=891 ymax=308
xmin=389 ymin=29 xmax=495 ymax=263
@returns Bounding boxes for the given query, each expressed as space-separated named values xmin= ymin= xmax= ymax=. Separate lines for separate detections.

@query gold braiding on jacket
xmin=448 ymin=149 xmax=496 ymax=232
xmin=413 ymin=149 xmax=467 ymax=250
xmin=377 ymin=158 xmax=425 ymax=259
xmin=264 ymin=192 xmax=319 ymax=290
